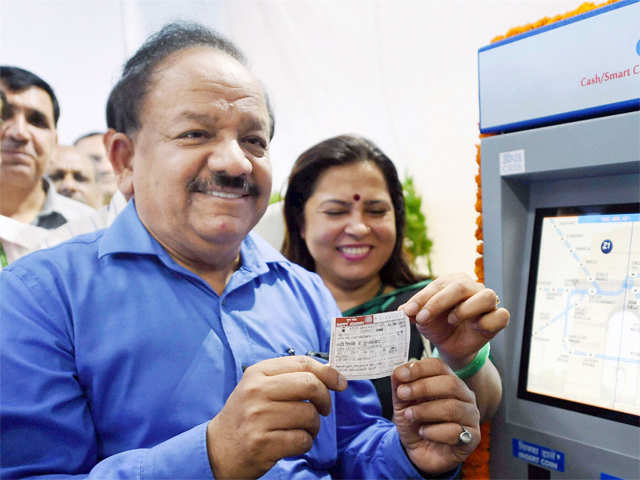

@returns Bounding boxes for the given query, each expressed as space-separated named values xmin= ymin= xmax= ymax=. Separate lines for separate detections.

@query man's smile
xmin=200 ymin=188 xmax=247 ymax=200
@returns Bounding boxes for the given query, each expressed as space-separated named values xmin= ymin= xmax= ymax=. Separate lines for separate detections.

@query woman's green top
xmin=342 ymin=279 xmax=432 ymax=316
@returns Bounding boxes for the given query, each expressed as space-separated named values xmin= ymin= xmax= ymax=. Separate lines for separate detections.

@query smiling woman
xmin=282 ymin=135 xmax=432 ymax=420
xmin=270 ymin=133 xmax=508 ymax=480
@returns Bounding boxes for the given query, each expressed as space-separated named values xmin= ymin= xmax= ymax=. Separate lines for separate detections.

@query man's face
xmin=47 ymin=145 xmax=101 ymax=208
xmin=127 ymin=47 xmax=272 ymax=264
xmin=75 ymin=133 xmax=117 ymax=203
xmin=0 ymin=83 xmax=57 ymax=189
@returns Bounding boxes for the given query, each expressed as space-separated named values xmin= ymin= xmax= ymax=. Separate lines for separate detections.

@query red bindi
xmin=353 ymin=194 xmax=361 ymax=201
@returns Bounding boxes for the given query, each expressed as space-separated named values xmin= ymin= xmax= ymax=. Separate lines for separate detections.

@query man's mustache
xmin=187 ymin=173 xmax=260 ymax=196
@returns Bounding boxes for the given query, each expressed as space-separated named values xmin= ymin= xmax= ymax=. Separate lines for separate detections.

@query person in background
xmin=47 ymin=144 xmax=102 ymax=208
xmin=0 ymin=68 xmax=91 ymax=269
xmin=0 ymin=89 xmax=5 ymax=152
xmin=0 ymin=90 xmax=35 ymax=267
xmin=74 ymin=131 xmax=117 ymax=205
xmin=282 ymin=134 xmax=507 ymax=421
xmin=42 ymin=125 xmax=275 ymax=250
xmin=0 ymin=89 xmax=5 ymax=125
xmin=0 ymin=66 xmax=94 ymax=229
xmin=2 ymin=23 xmax=500 ymax=479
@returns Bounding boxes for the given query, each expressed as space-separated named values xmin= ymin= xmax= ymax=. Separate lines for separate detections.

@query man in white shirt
xmin=74 ymin=131 xmax=118 ymax=206
xmin=47 ymin=144 xmax=103 ymax=208
xmin=0 ymin=67 xmax=282 ymax=260
xmin=0 ymin=88 xmax=49 ymax=268
xmin=0 ymin=66 xmax=94 ymax=267
xmin=0 ymin=66 xmax=93 ymax=230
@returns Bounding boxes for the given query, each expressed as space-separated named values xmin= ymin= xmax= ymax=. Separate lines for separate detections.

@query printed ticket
xmin=329 ymin=311 xmax=410 ymax=380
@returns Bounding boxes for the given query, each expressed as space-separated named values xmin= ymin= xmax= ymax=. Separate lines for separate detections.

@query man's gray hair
xmin=106 ymin=22 xmax=274 ymax=138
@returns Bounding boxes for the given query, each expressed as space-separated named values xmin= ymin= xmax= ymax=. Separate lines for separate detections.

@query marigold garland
xmin=464 ymin=144 xmax=489 ymax=480
xmin=490 ymin=0 xmax=621 ymax=44
xmin=464 ymin=1 xmax=622 ymax=478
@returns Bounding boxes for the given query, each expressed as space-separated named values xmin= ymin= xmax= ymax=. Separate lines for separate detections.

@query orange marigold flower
xmin=474 ymin=256 xmax=484 ymax=269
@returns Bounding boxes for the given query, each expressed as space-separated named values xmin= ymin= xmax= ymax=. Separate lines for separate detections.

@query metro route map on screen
xmin=518 ymin=203 xmax=640 ymax=425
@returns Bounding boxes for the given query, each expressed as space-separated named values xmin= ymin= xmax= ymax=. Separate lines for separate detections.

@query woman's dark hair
xmin=282 ymin=134 xmax=426 ymax=287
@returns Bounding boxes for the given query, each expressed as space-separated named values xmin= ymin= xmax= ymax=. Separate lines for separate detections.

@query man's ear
xmin=104 ymin=129 xmax=135 ymax=200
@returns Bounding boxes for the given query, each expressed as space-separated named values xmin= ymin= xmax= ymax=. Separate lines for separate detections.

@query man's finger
xmin=253 ymin=371 xmax=334 ymax=416
xmin=392 ymin=359 xmax=475 ymax=404
xmin=418 ymin=422 xmax=480 ymax=448
xmin=393 ymin=358 xmax=450 ymax=384
xmin=247 ymin=355 xmax=347 ymax=392
xmin=262 ymin=429 xmax=317 ymax=459
xmin=402 ymin=397 xmax=480 ymax=427
xmin=256 ymin=400 xmax=323 ymax=438
xmin=395 ymin=371 xmax=475 ymax=405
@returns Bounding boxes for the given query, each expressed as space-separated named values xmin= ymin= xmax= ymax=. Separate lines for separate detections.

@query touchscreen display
xmin=518 ymin=203 xmax=640 ymax=425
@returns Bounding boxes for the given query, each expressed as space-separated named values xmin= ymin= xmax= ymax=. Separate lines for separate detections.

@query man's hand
xmin=399 ymin=273 xmax=510 ymax=369
xmin=205 ymin=356 xmax=348 ymax=479
xmin=392 ymin=359 xmax=481 ymax=473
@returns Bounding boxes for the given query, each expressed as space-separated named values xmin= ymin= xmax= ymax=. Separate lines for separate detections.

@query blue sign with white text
xmin=512 ymin=438 xmax=565 ymax=472
xmin=601 ymin=473 xmax=625 ymax=480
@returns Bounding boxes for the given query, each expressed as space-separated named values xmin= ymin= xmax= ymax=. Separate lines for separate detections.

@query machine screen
xmin=518 ymin=203 xmax=640 ymax=425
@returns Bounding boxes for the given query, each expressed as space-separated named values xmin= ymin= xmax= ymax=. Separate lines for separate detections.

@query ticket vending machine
xmin=477 ymin=2 xmax=640 ymax=478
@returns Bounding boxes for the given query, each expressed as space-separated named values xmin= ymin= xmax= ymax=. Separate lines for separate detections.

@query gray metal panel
xmin=480 ymin=111 xmax=640 ymax=480
xmin=491 ymin=423 xmax=640 ymax=479
xmin=485 ymin=110 xmax=640 ymax=177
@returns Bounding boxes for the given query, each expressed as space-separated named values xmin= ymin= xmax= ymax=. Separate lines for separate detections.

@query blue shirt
xmin=0 ymin=202 xmax=435 ymax=479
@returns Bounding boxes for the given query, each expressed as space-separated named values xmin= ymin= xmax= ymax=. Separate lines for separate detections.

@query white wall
xmin=1 ymin=0 xmax=584 ymax=276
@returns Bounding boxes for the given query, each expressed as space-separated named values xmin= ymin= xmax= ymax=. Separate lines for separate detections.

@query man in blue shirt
xmin=1 ymin=23 xmax=507 ymax=479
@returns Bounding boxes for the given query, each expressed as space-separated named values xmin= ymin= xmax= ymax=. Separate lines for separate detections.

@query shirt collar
xmin=37 ymin=177 xmax=66 ymax=219
xmin=0 ymin=214 xmax=49 ymax=248
xmin=98 ymin=200 xmax=169 ymax=260
xmin=35 ymin=176 xmax=94 ymax=228
xmin=98 ymin=200 xmax=286 ymax=271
